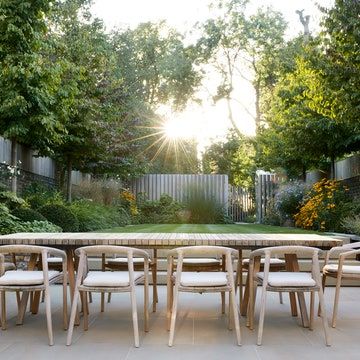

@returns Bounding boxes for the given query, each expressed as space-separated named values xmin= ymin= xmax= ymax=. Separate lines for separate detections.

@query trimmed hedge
xmin=12 ymin=208 xmax=47 ymax=222
xmin=39 ymin=204 xmax=79 ymax=232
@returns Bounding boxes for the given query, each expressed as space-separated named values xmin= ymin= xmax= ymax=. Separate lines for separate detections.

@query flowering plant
xmin=119 ymin=190 xmax=138 ymax=216
xmin=294 ymin=179 xmax=350 ymax=231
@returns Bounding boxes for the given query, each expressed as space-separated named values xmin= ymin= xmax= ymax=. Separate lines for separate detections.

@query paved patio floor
xmin=0 ymin=286 xmax=359 ymax=360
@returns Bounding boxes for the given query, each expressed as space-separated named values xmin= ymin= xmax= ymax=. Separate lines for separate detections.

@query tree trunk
xmin=302 ymin=166 xmax=307 ymax=182
xmin=10 ymin=139 xmax=18 ymax=194
xmin=66 ymin=158 xmax=72 ymax=203
xmin=254 ymin=80 xmax=261 ymax=132
xmin=330 ymin=156 xmax=336 ymax=180
xmin=226 ymin=96 xmax=242 ymax=137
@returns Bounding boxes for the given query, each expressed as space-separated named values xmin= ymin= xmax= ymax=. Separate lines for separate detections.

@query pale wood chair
xmin=167 ymin=245 xmax=241 ymax=347
xmin=240 ymin=257 xmax=286 ymax=314
xmin=321 ymin=241 xmax=360 ymax=328
xmin=248 ymin=246 xmax=330 ymax=346
xmin=102 ymin=250 xmax=158 ymax=312
xmin=66 ymin=245 xmax=150 ymax=348
xmin=0 ymin=245 xmax=67 ymax=346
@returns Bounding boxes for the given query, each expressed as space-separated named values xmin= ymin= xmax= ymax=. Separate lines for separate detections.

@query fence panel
xmin=129 ymin=174 xmax=229 ymax=207
xmin=228 ymin=186 xmax=255 ymax=222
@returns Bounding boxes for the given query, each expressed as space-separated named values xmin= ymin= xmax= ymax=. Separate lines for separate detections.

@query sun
xmin=163 ymin=118 xmax=197 ymax=140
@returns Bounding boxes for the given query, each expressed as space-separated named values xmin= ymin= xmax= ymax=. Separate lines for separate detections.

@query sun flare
xmin=163 ymin=118 xmax=197 ymax=139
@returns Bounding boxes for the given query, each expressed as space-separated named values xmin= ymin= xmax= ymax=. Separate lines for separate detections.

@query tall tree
xmin=0 ymin=0 xmax=65 ymax=193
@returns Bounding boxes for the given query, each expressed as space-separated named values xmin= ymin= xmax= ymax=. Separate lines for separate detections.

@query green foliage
xmin=262 ymin=199 xmax=281 ymax=226
xmin=136 ymin=194 xmax=184 ymax=224
xmin=0 ymin=203 xmax=20 ymax=234
xmin=20 ymin=220 xmax=62 ymax=233
xmin=184 ymin=186 xmax=231 ymax=224
xmin=22 ymin=182 xmax=64 ymax=210
xmin=274 ymin=181 xmax=308 ymax=222
xmin=68 ymin=200 xmax=130 ymax=232
xmin=39 ymin=204 xmax=79 ymax=232
xmin=0 ymin=190 xmax=26 ymax=209
xmin=341 ymin=215 xmax=360 ymax=236
xmin=202 ymin=129 xmax=256 ymax=188
xmin=11 ymin=207 xmax=46 ymax=222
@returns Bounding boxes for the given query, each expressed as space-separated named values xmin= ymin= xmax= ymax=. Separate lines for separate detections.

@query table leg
xmin=285 ymin=254 xmax=309 ymax=327
xmin=284 ymin=254 xmax=298 ymax=317
xmin=152 ymin=249 xmax=158 ymax=312
xmin=238 ymin=250 xmax=243 ymax=310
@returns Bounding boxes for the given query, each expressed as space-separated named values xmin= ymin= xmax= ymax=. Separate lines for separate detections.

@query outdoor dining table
xmin=0 ymin=232 xmax=342 ymax=327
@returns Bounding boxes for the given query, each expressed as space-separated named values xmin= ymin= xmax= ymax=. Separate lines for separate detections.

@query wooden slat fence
xmin=255 ymin=171 xmax=285 ymax=223
xmin=129 ymin=174 xmax=229 ymax=207
xmin=228 ymin=186 xmax=255 ymax=222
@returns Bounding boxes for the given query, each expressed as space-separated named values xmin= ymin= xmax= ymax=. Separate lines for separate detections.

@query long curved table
xmin=0 ymin=232 xmax=343 ymax=326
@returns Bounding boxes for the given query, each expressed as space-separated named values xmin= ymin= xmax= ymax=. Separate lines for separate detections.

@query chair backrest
xmin=167 ymin=245 xmax=238 ymax=279
xmin=0 ymin=244 xmax=67 ymax=280
xmin=75 ymin=245 xmax=150 ymax=276
xmin=249 ymin=246 xmax=322 ymax=282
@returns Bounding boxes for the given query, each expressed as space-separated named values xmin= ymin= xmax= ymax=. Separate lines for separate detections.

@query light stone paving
xmin=0 ymin=286 xmax=359 ymax=360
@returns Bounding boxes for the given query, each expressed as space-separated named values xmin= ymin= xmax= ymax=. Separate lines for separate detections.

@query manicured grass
xmin=102 ymin=223 xmax=318 ymax=234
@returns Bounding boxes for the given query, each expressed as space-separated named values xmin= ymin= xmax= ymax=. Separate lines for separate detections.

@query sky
xmin=90 ymin=0 xmax=334 ymax=151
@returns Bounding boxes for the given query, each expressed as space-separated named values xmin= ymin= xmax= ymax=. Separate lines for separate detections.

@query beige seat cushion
xmin=182 ymin=258 xmax=220 ymax=264
xmin=4 ymin=262 xmax=16 ymax=271
xmin=178 ymin=272 xmax=228 ymax=287
xmin=83 ymin=271 xmax=144 ymax=287
xmin=323 ymin=264 xmax=360 ymax=275
xmin=257 ymin=272 xmax=316 ymax=287
xmin=107 ymin=257 xmax=145 ymax=265
xmin=242 ymin=258 xmax=285 ymax=265
xmin=47 ymin=257 xmax=63 ymax=264
xmin=0 ymin=270 xmax=60 ymax=286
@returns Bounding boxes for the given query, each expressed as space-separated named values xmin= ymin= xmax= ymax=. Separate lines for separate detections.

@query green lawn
xmin=102 ymin=223 xmax=318 ymax=234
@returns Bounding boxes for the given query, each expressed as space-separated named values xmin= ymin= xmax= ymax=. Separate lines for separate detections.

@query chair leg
xmin=318 ymin=274 xmax=327 ymax=316
xmin=332 ymin=273 xmax=342 ymax=328
xmin=44 ymin=287 xmax=54 ymax=346
xmin=221 ymin=292 xmax=225 ymax=314
xmin=318 ymin=289 xmax=331 ymax=346
xmin=1 ymin=291 xmax=6 ymax=330
xmin=63 ymin=275 xmax=68 ymax=330
xmin=144 ymin=274 xmax=149 ymax=332
xmin=166 ymin=277 xmax=173 ymax=331
xmin=168 ymin=283 xmax=179 ymax=347
xmin=309 ymin=292 xmax=315 ymax=331
xmin=257 ymin=285 xmax=268 ymax=345
xmin=279 ymin=292 xmax=283 ymax=304
xmin=107 ymin=292 xmax=112 ymax=303
xmin=101 ymin=293 xmax=105 ymax=312
xmin=82 ymin=291 xmax=89 ymax=331
xmin=130 ymin=286 xmax=139 ymax=348
xmin=16 ymin=291 xmax=29 ymax=325
xmin=228 ymin=291 xmax=232 ymax=330
xmin=66 ymin=286 xmax=81 ymax=345
xmin=230 ymin=288 xmax=242 ymax=346
xmin=152 ymin=265 xmax=157 ymax=312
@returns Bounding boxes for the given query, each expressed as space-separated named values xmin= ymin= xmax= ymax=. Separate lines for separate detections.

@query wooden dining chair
xmin=66 ymin=245 xmax=150 ymax=348
xmin=248 ymin=246 xmax=330 ymax=346
xmin=167 ymin=245 xmax=241 ymax=347
xmin=102 ymin=250 xmax=158 ymax=312
xmin=0 ymin=245 xmax=67 ymax=346
xmin=321 ymin=241 xmax=360 ymax=327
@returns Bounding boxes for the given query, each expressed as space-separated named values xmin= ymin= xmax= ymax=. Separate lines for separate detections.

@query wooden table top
xmin=0 ymin=232 xmax=343 ymax=250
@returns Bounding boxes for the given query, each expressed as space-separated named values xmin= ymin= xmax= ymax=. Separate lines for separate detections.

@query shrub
xmin=294 ymin=179 xmax=352 ymax=231
xmin=0 ymin=204 xmax=22 ymax=234
xmin=39 ymin=204 xmax=79 ymax=232
xmin=262 ymin=199 xmax=281 ymax=226
xmin=185 ymin=186 xmax=230 ymax=224
xmin=274 ymin=181 xmax=307 ymax=223
xmin=72 ymin=179 xmax=122 ymax=205
xmin=136 ymin=194 xmax=184 ymax=224
xmin=341 ymin=215 xmax=360 ymax=236
xmin=23 ymin=182 xmax=64 ymax=210
xmin=21 ymin=220 xmax=62 ymax=233
xmin=11 ymin=208 xmax=47 ymax=222
xmin=69 ymin=200 xmax=130 ymax=231
xmin=0 ymin=191 xmax=26 ymax=210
